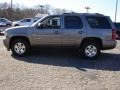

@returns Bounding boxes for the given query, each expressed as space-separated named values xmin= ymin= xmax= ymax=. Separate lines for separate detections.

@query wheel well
xmin=9 ymin=36 xmax=30 ymax=48
xmin=6 ymin=24 xmax=11 ymax=27
xmin=80 ymin=37 xmax=103 ymax=49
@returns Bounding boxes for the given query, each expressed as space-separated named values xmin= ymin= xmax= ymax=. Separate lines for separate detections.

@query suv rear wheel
xmin=11 ymin=39 xmax=30 ymax=56
xmin=81 ymin=41 xmax=100 ymax=59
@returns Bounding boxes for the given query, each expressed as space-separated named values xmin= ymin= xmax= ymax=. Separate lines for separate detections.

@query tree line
xmin=0 ymin=2 xmax=71 ymax=21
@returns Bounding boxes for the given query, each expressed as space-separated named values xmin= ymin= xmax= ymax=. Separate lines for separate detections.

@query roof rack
xmin=63 ymin=12 xmax=104 ymax=16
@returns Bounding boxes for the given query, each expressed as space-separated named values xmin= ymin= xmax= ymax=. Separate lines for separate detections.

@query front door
xmin=33 ymin=16 xmax=62 ymax=45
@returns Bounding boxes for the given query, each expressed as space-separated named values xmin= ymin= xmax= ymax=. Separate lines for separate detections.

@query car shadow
xmin=11 ymin=47 xmax=120 ymax=71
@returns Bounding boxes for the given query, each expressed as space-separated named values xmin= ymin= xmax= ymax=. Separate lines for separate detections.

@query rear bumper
xmin=102 ymin=40 xmax=117 ymax=50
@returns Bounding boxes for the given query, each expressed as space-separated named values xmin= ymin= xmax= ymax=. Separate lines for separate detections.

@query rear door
xmin=62 ymin=15 xmax=86 ymax=46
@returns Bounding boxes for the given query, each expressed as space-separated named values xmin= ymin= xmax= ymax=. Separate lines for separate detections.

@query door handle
xmin=78 ymin=31 xmax=84 ymax=34
xmin=54 ymin=31 xmax=60 ymax=34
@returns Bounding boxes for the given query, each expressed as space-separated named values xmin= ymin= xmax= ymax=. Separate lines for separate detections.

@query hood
xmin=7 ymin=26 xmax=30 ymax=30
xmin=4 ymin=26 xmax=34 ymax=35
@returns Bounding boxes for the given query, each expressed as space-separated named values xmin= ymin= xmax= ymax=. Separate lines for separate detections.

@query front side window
xmin=64 ymin=16 xmax=83 ymax=29
xmin=86 ymin=16 xmax=111 ymax=29
xmin=40 ymin=16 xmax=61 ymax=29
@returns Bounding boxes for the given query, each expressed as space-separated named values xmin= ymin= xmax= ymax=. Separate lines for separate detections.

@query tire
xmin=81 ymin=41 xmax=100 ymax=59
xmin=11 ymin=39 xmax=30 ymax=56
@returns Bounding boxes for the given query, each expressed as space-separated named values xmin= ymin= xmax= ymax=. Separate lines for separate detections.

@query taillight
xmin=112 ymin=29 xmax=116 ymax=40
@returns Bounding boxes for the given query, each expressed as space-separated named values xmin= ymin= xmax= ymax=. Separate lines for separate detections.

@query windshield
xmin=31 ymin=16 xmax=48 ymax=27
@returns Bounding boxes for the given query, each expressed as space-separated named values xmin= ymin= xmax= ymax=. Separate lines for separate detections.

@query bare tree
xmin=0 ymin=2 xmax=71 ymax=21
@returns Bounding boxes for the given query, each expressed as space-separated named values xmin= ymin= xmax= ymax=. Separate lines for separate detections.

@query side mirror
xmin=36 ymin=23 xmax=44 ymax=29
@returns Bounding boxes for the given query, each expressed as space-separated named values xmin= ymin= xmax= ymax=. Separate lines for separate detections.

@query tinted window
xmin=86 ymin=16 xmax=111 ymax=29
xmin=26 ymin=19 xmax=31 ymax=22
xmin=64 ymin=16 xmax=83 ymax=29
xmin=21 ymin=19 xmax=31 ymax=22
xmin=0 ymin=19 xmax=6 ymax=22
xmin=114 ymin=23 xmax=120 ymax=29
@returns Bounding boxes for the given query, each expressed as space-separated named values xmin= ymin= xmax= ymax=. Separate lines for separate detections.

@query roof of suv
xmin=49 ymin=13 xmax=106 ymax=17
xmin=63 ymin=12 xmax=105 ymax=16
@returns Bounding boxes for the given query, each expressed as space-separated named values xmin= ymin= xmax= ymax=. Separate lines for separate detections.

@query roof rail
xmin=63 ymin=12 xmax=78 ymax=14
xmin=63 ymin=12 xmax=104 ymax=16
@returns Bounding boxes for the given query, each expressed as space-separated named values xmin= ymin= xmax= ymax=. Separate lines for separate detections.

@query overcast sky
xmin=0 ymin=0 xmax=120 ymax=22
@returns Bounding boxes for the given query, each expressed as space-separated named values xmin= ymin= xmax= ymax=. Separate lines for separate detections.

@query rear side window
xmin=86 ymin=16 xmax=111 ymax=29
xmin=64 ymin=16 xmax=83 ymax=29
xmin=21 ymin=19 xmax=31 ymax=22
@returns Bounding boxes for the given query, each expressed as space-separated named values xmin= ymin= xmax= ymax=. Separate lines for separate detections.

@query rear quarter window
xmin=86 ymin=16 xmax=111 ymax=29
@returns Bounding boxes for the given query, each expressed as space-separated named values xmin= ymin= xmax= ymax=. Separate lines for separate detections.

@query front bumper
xmin=3 ymin=37 xmax=10 ymax=51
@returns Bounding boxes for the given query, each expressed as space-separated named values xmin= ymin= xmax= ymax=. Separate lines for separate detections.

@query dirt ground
xmin=0 ymin=36 xmax=120 ymax=90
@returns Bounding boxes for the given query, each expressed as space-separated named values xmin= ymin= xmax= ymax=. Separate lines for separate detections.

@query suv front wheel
xmin=11 ymin=39 xmax=30 ymax=56
xmin=81 ymin=41 xmax=100 ymax=59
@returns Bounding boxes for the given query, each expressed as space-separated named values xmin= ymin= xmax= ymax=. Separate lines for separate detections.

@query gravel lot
xmin=0 ymin=35 xmax=120 ymax=90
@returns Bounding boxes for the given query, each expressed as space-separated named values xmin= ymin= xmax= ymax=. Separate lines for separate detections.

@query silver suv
xmin=3 ymin=13 xmax=117 ymax=59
